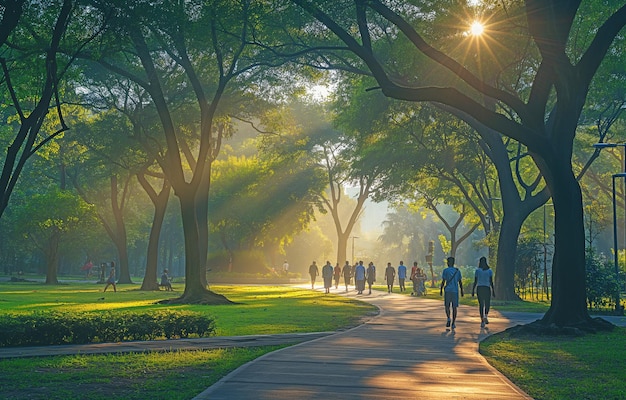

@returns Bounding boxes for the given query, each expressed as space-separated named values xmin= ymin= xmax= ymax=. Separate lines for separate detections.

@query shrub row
xmin=0 ymin=310 xmax=215 ymax=347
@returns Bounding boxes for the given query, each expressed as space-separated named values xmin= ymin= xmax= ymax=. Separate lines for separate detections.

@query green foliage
xmin=208 ymin=271 xmax=293 ymax=284
xmin=209 ymin=154 xmax=325 ymax=265
xmin=0 ymin=310 xmax=215 ymax=347
xmin=13 ymin=188 xmax=96 ymax=237
xmin=207 ymin=249 xmax=272 ymax=273
xmin=438 ymin=234 xmax=452 ymax=256
xmin=586 ymin=251 xmax=620 ymax=312
xmin=514 ymin=236 xmax=543 ymax=297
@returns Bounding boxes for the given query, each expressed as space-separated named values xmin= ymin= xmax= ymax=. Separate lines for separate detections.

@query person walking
xmin=472 ymin=256 xmax=496 ymax=328
xmin=397 ymin=261 xmax=407 ymax=292
xmin=103 ymin=262 xmax=117 ymax=293
xmin=309 ymin=261 xmax=319 ymax=289
xmin=416 ymin=267 xmax=427 ymax=296
xmin=354 ymin=261 xmax=366 ymax=294
xmin=366 ymin=262 xmax=376 ymax=295
xmin=385 ymin=262 xmax=396 ymax=293
xmin=342 ymin=261 xmax=352 ymax=292
xmin=160 ymin=269 xmax=173 ymax=291
xmin=282 ymin=260 xmax=289 ymax=276
xmin=440 ymin=257 xmax=463 ymax=329
xmin=322 ymin=261 xmax=334 ymax=294
xmin=333 ymin=263 xmax=341 ymax=289
xmin=410 ymin=262 xmax=419 ymax=295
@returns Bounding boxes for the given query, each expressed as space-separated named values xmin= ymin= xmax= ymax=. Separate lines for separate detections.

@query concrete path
xmin=195 ymin=287 xmax=539 ymax=400
xmin=0 ymin=332 xmax=333 ymax=359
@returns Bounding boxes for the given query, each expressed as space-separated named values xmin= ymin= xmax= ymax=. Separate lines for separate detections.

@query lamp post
xmin=543 ymin=203 xmax=553 ymax=301
xmin=594 ymin=142 xmax=625 ymax=314
xmin=486 ymin=197 xmax=501 ymax=260
xmin=426 ymin=240 xmax=435 ymax=287
xmin=351 ymin=236 xmax=359 ymax=263
xmin=612 ymin=173 xmax=626 ymax=314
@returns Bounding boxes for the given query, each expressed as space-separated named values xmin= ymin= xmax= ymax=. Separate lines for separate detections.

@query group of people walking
xmin=308 ymin=260 xmax=429 ymax=296
xmin=309 ymin=255 xmax=496 ymax=331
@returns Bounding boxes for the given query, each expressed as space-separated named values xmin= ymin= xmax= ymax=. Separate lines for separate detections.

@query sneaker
xmin=451 ymin=322 xmax=456 ymax=329
xmin=446 ymin=318 xmax=451 ymax=327
xmin=484 ymin=316 xmax=489 ymax=324
xmin=480 ymin=320 xmax=485 ymax=328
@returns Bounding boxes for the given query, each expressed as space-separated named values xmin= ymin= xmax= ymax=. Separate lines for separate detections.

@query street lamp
xmin=486 ymin=197 xmax=501 ymax=259
xmin=351 ymin=236 xmax=359 ymax=263
xmin=543 ymin=203 xmax=553 ymax=300
xmin=612 ymin=173 xmax=626 ymax=314
xmin=594 ymin=142 xmax=626 ymax=314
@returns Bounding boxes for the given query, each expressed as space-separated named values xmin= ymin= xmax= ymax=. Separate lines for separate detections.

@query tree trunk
xmin=44 ymin=228 xmax=60 ymax=284
xmin=163 ymin=191 xmax=231 ymax=305
xmin=336 ymin=232 xmax=349 ymax=266
xmin=196 ymin=176 xmax=209 ymax=287
xmin=494 ymin=211 xmax=523 ymax=300
xmin=541 ymin=165 xmax=590 ymax=326
xmin=138 ymin=173 xmax=170 ymax=291
xmin=140 ymin=193 xmax=169 ymax=291
xmin=111 ymin=175 xmax=133 ymax=284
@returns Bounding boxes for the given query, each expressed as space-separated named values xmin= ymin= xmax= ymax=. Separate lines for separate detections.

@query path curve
xmin=195 ymin=286 xmax=537 ymax=400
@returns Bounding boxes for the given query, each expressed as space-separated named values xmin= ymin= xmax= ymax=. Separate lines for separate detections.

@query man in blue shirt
xmin=397 ymin=261 xmax=407 ymax=292
xmin=440 ymin=257 xmax=464 ymax=329
xmin=355 ymin=261 xmax=366 ymax=294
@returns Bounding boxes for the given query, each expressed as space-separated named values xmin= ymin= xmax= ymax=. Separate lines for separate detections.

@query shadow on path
xmin=195 ymin=286 xmax=538 ymax=400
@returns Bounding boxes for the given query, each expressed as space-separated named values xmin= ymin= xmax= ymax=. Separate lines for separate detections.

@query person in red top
xmin=333 ymin=263 xmax=341 ymax=289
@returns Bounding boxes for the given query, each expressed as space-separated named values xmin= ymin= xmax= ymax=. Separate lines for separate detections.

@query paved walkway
xmin=195 ymin=287 xmax=540 ymax=400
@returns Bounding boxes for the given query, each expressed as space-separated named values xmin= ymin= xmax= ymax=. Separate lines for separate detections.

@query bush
xmin=207 ymin=270 xmax=293 ymax=284
xmin=207 ymin=249 xmax=272 ymax=273
xmin=0 ymin=310 xmax=215 ymax=347
xmin=586 ymin=252 xmax=620 ymax=312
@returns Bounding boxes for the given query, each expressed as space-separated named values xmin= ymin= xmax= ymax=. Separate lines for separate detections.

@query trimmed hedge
xmin=0 ymin=310 xmax=215 ymax=347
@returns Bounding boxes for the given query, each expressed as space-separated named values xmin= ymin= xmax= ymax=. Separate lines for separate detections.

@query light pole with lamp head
xmin=486 ymin=197 xmax=501 ymax=260
xmin=351 ymin=236 xmax=359 ymax=263
xmin=612 ymin=173 xmax=626 ymax=314
xmin=594 ymin=142 xmax=626 ymax=314
xmin=543 ymin=202 xmax=553 ymax=301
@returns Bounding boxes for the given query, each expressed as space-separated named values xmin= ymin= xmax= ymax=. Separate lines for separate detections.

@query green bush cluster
xmin=0 ymin=310 xmax=215 ymax=347
xmin=586 ymin=252 xmax=621 ymax=312
xmin=208 ymin=271 xmax=293 ymax=283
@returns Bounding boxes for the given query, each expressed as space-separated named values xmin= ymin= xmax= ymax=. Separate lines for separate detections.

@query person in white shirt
xmin=471 ymin=257 xmax=496 ymax=328
xmin=282 ymin=260 xmax=289 ymax=275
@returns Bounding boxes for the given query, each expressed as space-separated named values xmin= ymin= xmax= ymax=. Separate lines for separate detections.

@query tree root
xmin=158 ymin=290 xmax=234 ymax=305
xmin=504 ymin=317 xmax=615 ymax=337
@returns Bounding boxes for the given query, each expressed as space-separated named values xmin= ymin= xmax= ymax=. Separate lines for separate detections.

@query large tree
xmin=13 ymin=188 xmax=95 ymax=283
xmin=293 ymin=0 xmax=626 ymax=329
xmin=0 ymin=0 xmax=73 ymax=219
xmin=81 ymin=0 xmax=299 ymax=303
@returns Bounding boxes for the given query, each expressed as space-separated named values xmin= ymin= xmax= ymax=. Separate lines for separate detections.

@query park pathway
xmin=194 ymin=286 xmax=538 ymax=400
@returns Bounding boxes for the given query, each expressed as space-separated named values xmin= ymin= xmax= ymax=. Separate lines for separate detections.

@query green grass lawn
xmin=0 ymin=280 xmax=377 ymax=399
xmin=481 ymin=327 xmax=626 ymax=400
xmin=0 ymin=281 xmax=377 ymax=336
